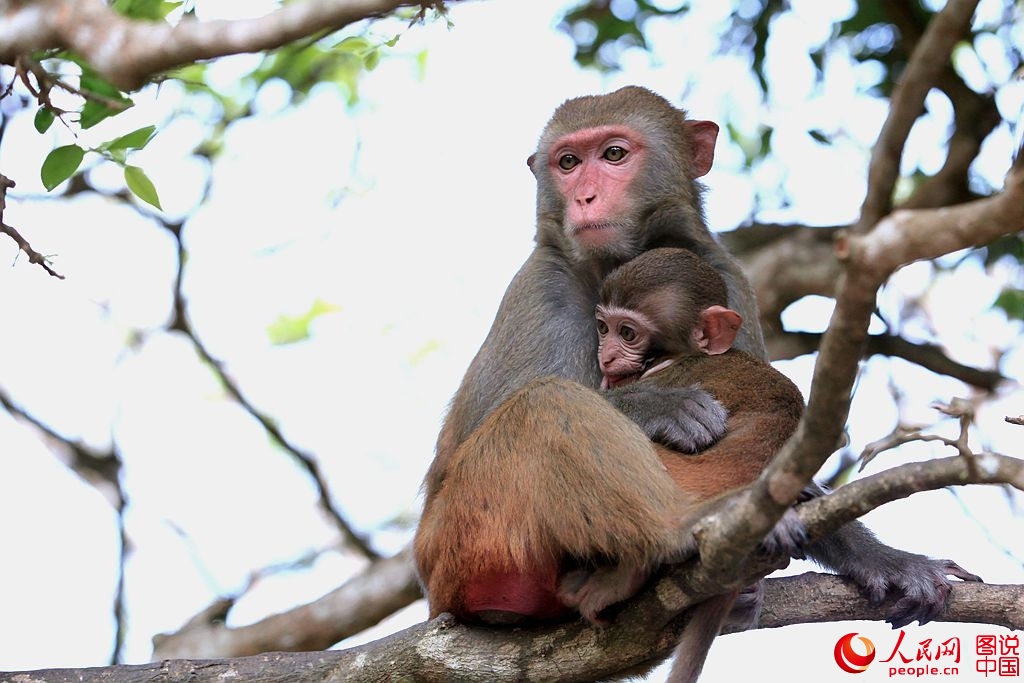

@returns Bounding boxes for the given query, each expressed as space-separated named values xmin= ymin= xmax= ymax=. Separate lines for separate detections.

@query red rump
xmin=461 ymin=569 xmax=570 ymax=623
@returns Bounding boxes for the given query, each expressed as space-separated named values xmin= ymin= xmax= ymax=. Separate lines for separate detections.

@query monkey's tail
xmin=665 ymin=590 xmax=739 ymax=683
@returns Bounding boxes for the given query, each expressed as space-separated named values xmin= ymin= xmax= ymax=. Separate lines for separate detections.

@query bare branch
xmin=860 ymin=397 xmax=983 ymax=467
xmin=0 ymin=173 xmax=65 ymax=278
xmin=769 ymin=331 xmax=1006 ymax=391
xmin=152 ymin=549 xmax=422 ymax=660
xmin=106 ymin=184 xmax=380 ymax=560
xmin=855 ymin=0 xmax=980 ymax=232
xmin=799 ymin=453 xmax=1024 ymax=541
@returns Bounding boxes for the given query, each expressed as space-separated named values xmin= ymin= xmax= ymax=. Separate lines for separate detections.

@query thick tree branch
xmin=4 ymin=581 xmax=1017 ymax=683
xmin=5 ymin=573 xmax=1017 ymax=683
xmin=0 ymin=0 xmax=440 ymax=91
xmin=721 ymin=224 xmax=842 ymax=332
xmin=151 ymin=548 xmax=422 ymax=660
xmin=758 ymin=574 xmax=1022 ymax=631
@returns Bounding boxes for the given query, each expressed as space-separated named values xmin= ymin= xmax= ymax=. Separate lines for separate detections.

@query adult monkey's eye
xmin=558 ymin=153 xmax=580 ymax=170
xmin=603 ymin=146 xmax=627 ymax=162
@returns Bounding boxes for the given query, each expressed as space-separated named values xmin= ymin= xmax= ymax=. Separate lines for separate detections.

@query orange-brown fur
xmin=649 ymin=351 xmax=804 ymax=500
xmin=413 ymin=376 xmax=689 ymax=622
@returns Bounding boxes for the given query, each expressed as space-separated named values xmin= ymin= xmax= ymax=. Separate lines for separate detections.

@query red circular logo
xmin=834 ymin=633 xmax=876 ymax=674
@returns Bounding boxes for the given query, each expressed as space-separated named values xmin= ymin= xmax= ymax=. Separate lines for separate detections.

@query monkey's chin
xmin=569 ymin=221 xmax=618 ymax=249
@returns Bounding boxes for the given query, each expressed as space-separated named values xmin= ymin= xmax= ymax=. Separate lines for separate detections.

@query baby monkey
xmin=595 ymin=246 xmax=806 ymax=502
xmin=564 ymin=246 xmax=809 ymax=682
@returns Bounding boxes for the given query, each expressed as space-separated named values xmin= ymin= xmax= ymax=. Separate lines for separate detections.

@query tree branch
xmin=151 ymin=549 xmax=422 ymax=660
xmin=0 ymin=173 xmax=64 ymax=278
xmin=758 ymin=574 xmax=1023 ymax=631
xmin=797 ymin=454 xmax=1024 ymax=541
xmin=0 ymin=0 xmax=439 ymax=91
xmin=770 ymin=331 xmax=1006 ymax=391
xmin=4 ymin=581 xmax=1017 ymax=683
xmin=855 ymin=0 xmax=980 ymax=232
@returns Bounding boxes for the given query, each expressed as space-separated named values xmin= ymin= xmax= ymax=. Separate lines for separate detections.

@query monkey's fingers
xmin=939 ymin=560 xmax=984 ymax=584
xmin=607 ymin=384 xmax=728 ymax=453
xmin=887 ymin=594 xmax=945 ymax=629
xmin=757 ymin=509 xmax=808 ymax=560
xmin=882 ymin=559 xmax=984 ymax=629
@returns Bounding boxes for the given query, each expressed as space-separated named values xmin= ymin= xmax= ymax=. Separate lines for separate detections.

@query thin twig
xmin=0 ymin=173 xmax=65 ymax=278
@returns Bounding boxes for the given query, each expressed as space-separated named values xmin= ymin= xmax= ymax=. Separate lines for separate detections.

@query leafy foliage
xmin=559 ymin=0 xmax=675 ymax=70
xmin=20 ymin=3 xmax=418 ymax=208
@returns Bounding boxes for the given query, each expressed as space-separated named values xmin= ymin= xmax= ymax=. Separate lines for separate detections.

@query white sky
xmin=0 ymin=1 xmax=1021 ymax=681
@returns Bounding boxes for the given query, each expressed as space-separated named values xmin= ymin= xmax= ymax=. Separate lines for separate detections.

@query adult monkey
xmin=415 ymin=86 xmax=977 ymax=648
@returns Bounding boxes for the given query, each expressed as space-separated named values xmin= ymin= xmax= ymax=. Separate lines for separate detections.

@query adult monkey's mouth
xmin=570 ymin=220 xmax=611 ymax=232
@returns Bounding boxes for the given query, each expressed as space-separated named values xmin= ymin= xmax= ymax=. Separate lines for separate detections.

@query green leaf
xmin=415 ymin=50 xmax=429 ymax=81
xmin=994 ymin=288 xmax=1024 ymax=320
xmin=409 ymin=339 xmax=440 ymax=367
xmin=111 ymin=0 xmax=180 ymax=20
xmin=79 ymin=72 xmax=132 ymax=129
xmin=336 ymin=36 xmax=372 ymax=54
xmin=33 ymin=107 xmax=55 ymax=134
xmin=267 ymin=299 xmax=340 ymax=345
xmin=363 ymin=48 xmax=381 ymax=71
xmin=984 ymin=234 xmax=1024 ymax=266
xmin=80 ymin=72 xmax=123 ymax=99
xmin=124 ymin=165 xmax=162 ymax=209
xmin=105 ymin=125 xmax=157 ymax=151
xmin=80 ymin=99 xmax=124 ymax=129
xmin=169 ymin=63 xmax=209 ymax=88
xmin=808 ymin=130 xmax=832 ymax=145
xmin=41 ymin=144 xmax=86 ymax=191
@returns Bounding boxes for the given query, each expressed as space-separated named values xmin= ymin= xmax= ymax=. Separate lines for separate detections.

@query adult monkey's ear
xmin=683 ymin=120 xmax=719 ymax=178
xmin=526 ymin=152 xmax=539 ymax=178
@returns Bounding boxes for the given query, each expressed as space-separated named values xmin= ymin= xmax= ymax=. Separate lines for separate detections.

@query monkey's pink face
xmin=549 ymin=126 xmax=645 ymax=252
xmin=595 ymin=304 xmax=653 ymax=389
